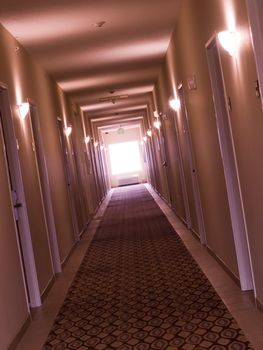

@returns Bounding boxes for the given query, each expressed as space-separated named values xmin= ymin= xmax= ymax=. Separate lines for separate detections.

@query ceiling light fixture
xmin=117 ymin=126 xmax=124 ymax=135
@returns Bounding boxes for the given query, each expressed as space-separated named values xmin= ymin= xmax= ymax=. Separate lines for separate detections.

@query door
xmin=246 ymin=0 xmax=263 ymax=106
xmin=206 ymin=38 xmax=254 ymax=291
xmin=160 ymin=113 xmax=178 ymax=208
xmin=29 ymin=103 xmax=61 ymax=273
xmin=162 ymin=109 xmax=190 ymax=224
xmin=0 ymin=86 xmax=41 ymax=307
xmin=155 ymin=120 xmax=171 ymax=203
xmin=67 ymin=131 xmax=87 ymax=234
xmin=176 ymin=86 xmax=206 ymax=244
xmin=57 ymin=118 xmax=80 ymax=240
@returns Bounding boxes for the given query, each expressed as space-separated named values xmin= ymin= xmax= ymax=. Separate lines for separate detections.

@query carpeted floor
xmin=43 ymin=185 xmax=253 ymax=350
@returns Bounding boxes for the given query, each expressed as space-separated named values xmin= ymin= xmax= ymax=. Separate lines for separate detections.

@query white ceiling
xmin=0 ymin=0 xmax=181 ymax=121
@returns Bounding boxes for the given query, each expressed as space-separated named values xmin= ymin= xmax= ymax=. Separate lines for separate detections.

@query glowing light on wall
xmin=218 ymin=30 xmax=238 ymax=56
xmin=94 ymin=141 xmax=99 ymax=148
xmin=153 ymin=110 xmax=159 ymax=118
xmin=108 ymin=141 xmax=142 ymax=175
xmin=142 ymin=136 xmax=147 ymax=142
xmin=147 ymin=129 xmax=152 ymax=137
xmin=169 ymin=98 xmax=181 ymax=111
xmin=85 ymin=136 xmax=90 ymax=144
xmin=64 ymin=125 xmax=72 ymax=136
xmin=153 ymin=120 xmax=161 ymax=130
xmin=18 ymin=102 xmax=30 ymax=120
xmin=224 ymin=0 xmax=236 ymax=33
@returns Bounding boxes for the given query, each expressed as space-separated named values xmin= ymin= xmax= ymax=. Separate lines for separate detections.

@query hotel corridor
xmin=16 ymin=184 xmax=263 ymax=350
xmin=2 ymin=1 xmax=263 ymax=349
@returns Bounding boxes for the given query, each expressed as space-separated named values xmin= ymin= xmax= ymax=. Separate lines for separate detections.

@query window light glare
xmin=64 ymin=126 xmax=72 ymax=137
xmin=169 ymin=98 xmax=181 ymax=111
xmin=18 ymin=102 xmax=29 ymax=120
xmin=218 ymin=30 xmax=238 ymax=56
xmin=108 ymin=141 xmax=142 ymax=175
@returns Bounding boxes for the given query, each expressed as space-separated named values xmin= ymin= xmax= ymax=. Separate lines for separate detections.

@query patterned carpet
xmin=44 ymin=185 xmax=253 ymax=350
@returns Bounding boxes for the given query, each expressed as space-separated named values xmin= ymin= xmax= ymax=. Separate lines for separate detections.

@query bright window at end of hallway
xmin=108 ymin=141 xmax=142 ymax=175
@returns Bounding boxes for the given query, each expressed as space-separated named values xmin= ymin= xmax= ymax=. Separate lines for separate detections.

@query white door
xmin=0 ymin=86 xmax=41 ymax=307
xmin=57 ymin=118 xmax=80 ymax=241
xmin=29 ymin=103 xmax=61 ymax=273
xmin=206 ymin=37 xmax=254 ymax=291
xmin=175 ymin=86 xmax=206 ymax=244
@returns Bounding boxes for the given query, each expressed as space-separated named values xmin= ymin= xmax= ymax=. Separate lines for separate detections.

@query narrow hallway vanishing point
xmin=2 ymin=1 xmax=263 ymax=349
xmin=38 ymin=184 xmax=254 ymax=349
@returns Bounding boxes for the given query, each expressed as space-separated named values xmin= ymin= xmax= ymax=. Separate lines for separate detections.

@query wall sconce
xmin=85 ymin=136 xmax=91 ymax=144
xmin=94 ymin=141 xmax=99 ymax=148
xmin=147 ymin=129 xmax=152 ymax=137
xmin=142 ymin=136 xmax=147 ymax=143
xmin=153 ymin=110 xmax=159 ymax=118
xmin=153 ymin=120 xmax=161 ymax=130
xmin=218 ymin=30 xmax=238 ymax=56
xmin=64 ymin=125 xmax=72 ymax=137
xmin=18 ymin=102 xmax=30 ymax=120
xmin=169 ymin=98 xmax=181 ymax=111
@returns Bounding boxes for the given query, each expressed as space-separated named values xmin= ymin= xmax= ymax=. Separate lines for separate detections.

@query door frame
xmin=177 ymin=84 xmax=207 ymax=244
xmin=206 ymin=36 xmax=254 ymax=291
xmin=170 ymin=108 xmax=192 ymax=228
xmin=28 ymin=102 xmax=61 ymax=273
xmin=0 ymin=84 xmax=41 ymax=307
xmin=246 ymin=0 xmax=263 ymax=107
xmin=57 ymin=117 xmax=80 ymax=241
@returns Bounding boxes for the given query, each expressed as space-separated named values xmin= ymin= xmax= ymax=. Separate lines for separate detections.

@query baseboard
xmin=190 ymin=228 xmax=201 ymax=242
xmin=206 ymin=245 xmax=241 ymax=288
xmin=256 ymin=298 xmax=263 ymax=312
xmin=41 ymin=275 xmax=56 ymax=303
xmin=61 ymin=241 xmax=77 ymax=269
xmin=8 ymin=315 xmax=31 ymax=350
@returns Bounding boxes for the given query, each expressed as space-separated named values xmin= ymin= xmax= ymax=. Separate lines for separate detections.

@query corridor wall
xmin=152 ymin=0 xmax=263 ymax=305
xmin=0 ymin=23 xmax=101 ymax=348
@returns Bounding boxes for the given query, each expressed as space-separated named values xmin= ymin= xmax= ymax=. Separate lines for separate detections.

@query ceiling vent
xmin=99 ymin=94 xmax=129 ymax=104
xmin=91 ymin=21 xmax=106 ymax=28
